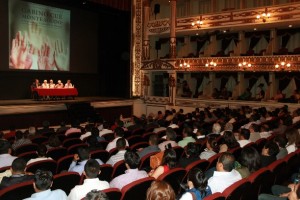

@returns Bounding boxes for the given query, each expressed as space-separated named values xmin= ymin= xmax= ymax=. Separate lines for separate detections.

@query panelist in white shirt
xmin=64 ymin=79 xmax=74 ymax=88
xmin=55 ymin=80 xmax=64 ymax=88
xmin=41 ymin=80 xmax=49 ymax=88
xmin=49 ymin=79 xmax=55 ymax=89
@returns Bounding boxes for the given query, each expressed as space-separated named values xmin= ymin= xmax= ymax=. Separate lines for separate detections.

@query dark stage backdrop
xmin=0 ymin=0 xmax=131 ymax=99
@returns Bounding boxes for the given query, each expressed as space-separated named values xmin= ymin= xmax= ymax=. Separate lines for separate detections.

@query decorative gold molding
xmin=144 ymin=96 xmax=170 ymax=104
xmin=142 ymin=59 xmax=175 ymax=70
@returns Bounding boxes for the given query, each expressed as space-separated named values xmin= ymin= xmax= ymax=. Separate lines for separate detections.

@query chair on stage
xmin=120 ymin=177 xmax=154 ymax=200
xmin=52 ymin=172 xmax=81 ymax=194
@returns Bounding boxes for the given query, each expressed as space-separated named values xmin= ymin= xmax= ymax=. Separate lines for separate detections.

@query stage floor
xmin=0 ymin=96 xmax=125 ymax=106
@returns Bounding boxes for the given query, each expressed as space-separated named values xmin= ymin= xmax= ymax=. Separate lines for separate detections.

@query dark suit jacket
xmin=0 ymin=174 xmax=34 ymax=189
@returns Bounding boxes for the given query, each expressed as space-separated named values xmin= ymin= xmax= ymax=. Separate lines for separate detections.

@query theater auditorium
xmin=0 ymin=0 xmax=299 ymax=199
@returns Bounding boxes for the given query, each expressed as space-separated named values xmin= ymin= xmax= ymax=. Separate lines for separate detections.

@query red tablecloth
xmin=33 ymin=88 xmax=78 ymax=97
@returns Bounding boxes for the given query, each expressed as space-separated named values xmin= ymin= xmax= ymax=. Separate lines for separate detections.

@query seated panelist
xmin=64 ymin=79 xmax=74 ymax=88
xmin=49 ymin=79 xmax=55 ymax=89
xmin=41 ymin=80 xmax=49 ymax=88
xmin=55 ymin=80 xmax=64 ymax=88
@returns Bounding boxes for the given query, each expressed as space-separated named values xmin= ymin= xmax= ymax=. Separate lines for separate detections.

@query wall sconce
xmin=275 ymin=62 xmax=291 ymax=71
xmin=256 ymin=12 xmax=271 ymax=23
xmin=238 ymin=62 xmax=252 ymax=70
xmin=192 ymin=16 xmax=203 ymax=29
xmin=179 ymin=62 xmax=190 ymax=70
xmin=205 ymin=61 xmax=217 ymax=70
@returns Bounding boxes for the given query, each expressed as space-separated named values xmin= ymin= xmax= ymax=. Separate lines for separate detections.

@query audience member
xmin=200 ymin=136 xmax=218 ymax=160
xmin=208 ymin=152 xmax=242 ymax=193
xmin=292 ymin=109 xmax=300 ymax=124
xmin=260 ymin=141 xmax=279 ymax=167
xmin=84 ymin=190 xmax=109 ymax=200
xmin=65 ymin=120 xmax=82 ymax=136
xmin=68 ymin=147 xmax=103 ymax=175
xmin=158 ymin=128 xmax=178 ymax=151
xmin=178 ymin=142 xmax=200 ymax=168
xmin=0 ymin=140 xmax=17 ymax=168
xmin=149 ymin=148 xmax=177 ymax=179
xmin=138 ymin=134 xmax=160 ymax=158
xmin=46 ymin=134 xmax=62 ymax=150
xmin=235 ymin=147 xmax=261 ymax=178
xmin=178 ymin=127 xmax=196 ymax=148
xmin=274 ymin=135 xmax=288 ymax=160
xmin=0 ymin=158 xmax=34 ymax=189
xmin=219 ymin=131 xmax=240 ymax=153
xmin=68 ymin=159 xmax=109 ymax=200
xmin=27 ymin=144 xmax=53 ymax=166
xmin=106 ymin=127 xmax=129 ymax=152
xmin=12 ymin=130 xmax=32 ymax=151
xmin=258 ymin=183 xmax=300 ymax=200
xmin=110 ymin=151 xmax=148 ymax=190
xmin=146 ymin=180 xmax=176 ymax=200
xmin=80 ymin=124 xmax=93 ymax=141
xmin=106 ymin=138 xmax=127 ymax=166
xmin=285 ymin=128 xmax=300 ymax=154
xmin=99 ymin=121 xmax=113 ymax=137
xmin=273 ymin=90 xmax=284 ymax=101
xmin=24 ymin=169 xmax=67 ymax=200
xmin=238 ymin=87 xmax=252 ymax=100
xmin=249 ymin=124 xmax=261 ymax=142
xmin=179 ymin=168 xmax=212 ymax=200
xmin=238 ymin=128 xmax=251 ymax=147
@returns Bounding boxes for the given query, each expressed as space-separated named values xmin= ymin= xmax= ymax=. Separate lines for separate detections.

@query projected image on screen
xmin=9 ymin=0 xmax=70 ymax=71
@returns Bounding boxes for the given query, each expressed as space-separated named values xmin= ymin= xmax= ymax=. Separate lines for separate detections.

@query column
xmin=211 ymin=0 xmax=217 ymax=13
xmin=238 ymin=72 xmax=245 ymax=96
xmin=169 ymin=0 xmax=177 ymax=59
xmin=143 ymin=72 xmax=151 ymax=98
xmin=239 ymin=31 xmax=246 ymax=55
xmin=239 ymin=0 xmax=246 ymax=9
xmin=270 ymin=29 xmax=279 ymax=54
xmin=168 ymin=71 xmax=176 ymax=105
xmin=143 ymin=0 xmax=150 ymax=60
xmin=269 ymin=72 xmax=276 ymax=99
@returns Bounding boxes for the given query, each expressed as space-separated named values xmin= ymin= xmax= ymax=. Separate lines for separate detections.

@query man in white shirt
xmin=99 ymin=122 xmax=113 ymax=137
xmin=106 ymin=138 xmax=127 ymax=167
xmin=27 ymin=144 xmax=53 ymax=166
xmin=68 ymin=159 xmax=109 ymax=200
xmin=106 ymin=127 xmax=129 ymax=152
xmin=109 ymin=151 xmax=148 ymax=190
xmin=41 ymin=80 xmax=49 ymax=88
xmin=238 ymin=128 xmax=251 ymax=148
xmin=64 ymin=79 xmax=74 ymax=88
xmin=158 ymin=128 xmax=178 ymax=151
xmin=208 ymin=152 xmax=242 ymax=193
xmin=0 ymin=140 xmax=17 ymax=168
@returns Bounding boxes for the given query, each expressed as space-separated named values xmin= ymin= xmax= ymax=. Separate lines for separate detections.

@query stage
xmin=0 ymin=97 xmax=134 ymax=130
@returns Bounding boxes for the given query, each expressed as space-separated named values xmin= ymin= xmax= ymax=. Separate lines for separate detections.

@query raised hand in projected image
xmin=38 ymin=43 xmax=54 ymax=70
xmin=53 ymin=40 xmax=69 ymax=71
xmin=27 ymin=21 xmax=44 ymax=54
xmin=10 ymin=31 xmax=33 ymax=69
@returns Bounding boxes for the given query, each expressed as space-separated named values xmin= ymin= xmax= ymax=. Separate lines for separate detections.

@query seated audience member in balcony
xmin=65 ymin=120 xmax=82 ymax=136
xmin=149 ymin=148 xmax=177 ymax=179
xmin=210 ymin=122 xmax=221 ymax=135
xmin=69 ymin=147 xmax=103 ymax=175
xmin=292 ymin=109 xmax=300 ymax=124
xmin=0 ymin=140 xmax=17 ymax=168
xmin=99 ymin=121 xmax=113 ymax=137
xmin=12 ymin=130 xmax=32 ymax=151
xmin=181 ymin=80 xmax=192 ymax=98
xmin=273 ymin=115 xmax=292 ymax=135
xmin=211 ymin=88 xmax=220 ymax=99
xmin=179 ymin=168 xmax=212 ymax=200
xmin=260 ymin=141 xmax=279 ymax=167
xmin=106 ymin=127 xmax=129 ymax=152
xmin=285 ymin=128 xmax=300 ymax=154
xmin=273 ymin=135 xmax=288 ymax=160
xmin=38 ymin=120 xmax=55 ymax=135
xmin=256 ymin=83 xmax=265 ymax=101
xmin=138 ymin=134 xmax=160 ymax=158
xmin=219 ymin=87 xmax=229 ymax=100
xmin=158 ymin=128 xmax=178 ymax=151
xmin=146 ymin=180 xmax=176 ymax=200
xmin=237 ymin=128 xmax=251 ymax=148
xmin=41 ymin=80 xmax=49 ymax=88
xmin=84 ymin=190 xmax=109 ymax=200
xmin=200 ymin=136 xmax=218 ymax=160
xmin=273 ymin=89 xmax=285 ymax=102
xmin=0 ymin=158 xmax=34 ymax=189
xmin=208 ymin=152 xmax=242 ymax=193
xmin=288 ymin=90 xmax=300 ymax=103
xmin=178 ymin=142 xmax=200 ymax=168
xmin=55 ymin=80 xmax=64 ymax=88
xmin=219 ymin=131 xmax=240 ymax=153
xmin=24 ymin=170 xmax=67 ymax=200
xmin=178 ymin=127 xmax=196 ymax=148
xmin=46 ymin=134 xmax=62 ymax=150
xmin=49 ymin=79 xmax=55 ymax=89
xmin=110 ymin=151 xmax=148 ymax=190
xmin=220 ymin=123 xmax=233 ymax=136
xmin=64 ymin=79 xmax=74 ymax=88
xmin=235 ymin=147 xmax=261 ymax=178
xmin=238 ymin=87 xmax=252 ymax=100
xmin=106 ymin=138 xmax=127 ymax=167
xmin=68 ymin=159 xmax=109 ymax=200
xmin=27 ymin=144 xmax=53 ymax=166
xmin=194 ymin=127 xmax=207 ymax=142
